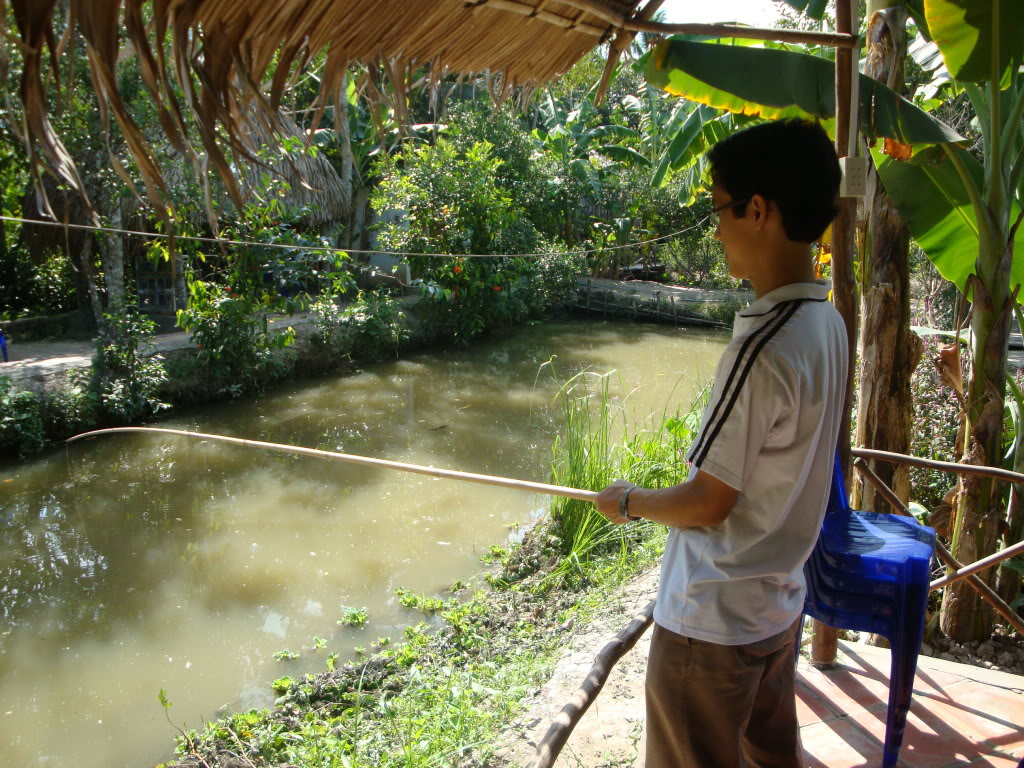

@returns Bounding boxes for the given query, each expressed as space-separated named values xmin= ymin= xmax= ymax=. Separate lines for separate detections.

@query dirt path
xmin=492 ymin=566 xmax=660 ymax=768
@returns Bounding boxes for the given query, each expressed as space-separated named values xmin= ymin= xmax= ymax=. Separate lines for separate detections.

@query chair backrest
xmin=825 ymin=451 xmax=850 ymax=519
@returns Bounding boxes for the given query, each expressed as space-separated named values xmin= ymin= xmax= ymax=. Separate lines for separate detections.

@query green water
xmin=0 ymin=318 xmax=728 ymax=767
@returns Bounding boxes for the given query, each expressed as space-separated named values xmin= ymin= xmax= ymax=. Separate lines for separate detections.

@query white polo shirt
xmin=654 ymin=280 xmax=848 ymax=645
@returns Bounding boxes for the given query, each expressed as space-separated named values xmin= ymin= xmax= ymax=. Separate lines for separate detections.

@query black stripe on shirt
xmin=687 ymin=300 xmax=796 ymax=464
xmin=738 ymin=296 xmax=829 ymax=317
xmin=692 ymin=299 xmax=806 ymax=469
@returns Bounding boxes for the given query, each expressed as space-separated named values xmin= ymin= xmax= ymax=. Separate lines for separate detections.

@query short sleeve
xmin=685 ymin=345 xmax=791 ymax=491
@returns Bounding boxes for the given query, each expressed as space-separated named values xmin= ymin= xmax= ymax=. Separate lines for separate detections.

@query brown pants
xmin=645 ymin=620 xmax=803 ymax=768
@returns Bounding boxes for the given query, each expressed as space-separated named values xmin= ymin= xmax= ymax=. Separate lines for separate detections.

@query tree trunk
xmin=853 ymin=3 xmax=921 ymax=513
xmin=337 ymin=68 xmax=355 ymax=252
xmin=79 ymin=235 xmax=105 ymax=330
xmin=100 ymin=199 xmax=126 ymax=308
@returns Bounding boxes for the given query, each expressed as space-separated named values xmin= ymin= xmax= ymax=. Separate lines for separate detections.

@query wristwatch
xmin=619 ymin=485 xmax=641 ymax=522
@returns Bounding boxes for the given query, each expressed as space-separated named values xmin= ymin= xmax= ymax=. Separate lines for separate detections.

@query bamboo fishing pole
xmin=66 ymin=427 xmax=599 ymax=502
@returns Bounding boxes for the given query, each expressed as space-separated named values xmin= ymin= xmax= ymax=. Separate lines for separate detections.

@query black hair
xmin=706 ymin=119 xmax=841 ymax=243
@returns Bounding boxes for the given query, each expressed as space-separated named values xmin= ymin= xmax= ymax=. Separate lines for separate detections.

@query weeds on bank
xmin=159 ymin=373 xmax=706 ymax=768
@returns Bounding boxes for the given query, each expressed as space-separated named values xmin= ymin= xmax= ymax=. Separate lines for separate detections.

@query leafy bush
xmin=345 ymin=290 xmax=409 ymax=361
xmin=0 ymin=376 xmax=46 ymax=457
xmin=89 ymin=305 xmax=168 ymax=422
xmin=532 ymin=244 xmax=587 ymax=313
xmin=372 ymin=137 xmax=548 ymax=343
xmin=176 ymin=279 xmax=296 ymax=396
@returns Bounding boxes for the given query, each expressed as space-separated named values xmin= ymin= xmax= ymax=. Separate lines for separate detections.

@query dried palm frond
xmin=11 ymin=0 xmax=638 ymax=220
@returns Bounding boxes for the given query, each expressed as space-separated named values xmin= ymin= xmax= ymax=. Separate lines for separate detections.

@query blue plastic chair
xmin=802 ymin=454 xmax=936 ymax=768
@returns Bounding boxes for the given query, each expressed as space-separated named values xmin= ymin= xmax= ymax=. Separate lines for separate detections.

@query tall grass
xmin=546 ymin=366 xmax=708 ymax=581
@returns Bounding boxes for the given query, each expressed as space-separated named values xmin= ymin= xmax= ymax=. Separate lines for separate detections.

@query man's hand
xmin=596 ymin=479 xmax=635 ymax=525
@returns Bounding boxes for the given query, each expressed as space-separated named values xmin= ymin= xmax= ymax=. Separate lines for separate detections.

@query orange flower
xmin=454 ymin=266 xmax=462 ymax=274
xmin=493 ymin=285 xmax=501 ymax=292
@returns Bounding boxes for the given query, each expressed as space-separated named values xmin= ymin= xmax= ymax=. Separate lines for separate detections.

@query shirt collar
xmin=733 ymin=280 xmax=832 ymax=335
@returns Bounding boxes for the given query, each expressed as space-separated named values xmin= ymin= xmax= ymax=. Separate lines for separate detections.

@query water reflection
xmin=0 ymin=319 xmax=727 ymax=768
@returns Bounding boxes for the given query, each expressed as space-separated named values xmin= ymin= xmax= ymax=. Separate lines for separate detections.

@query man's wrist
xmin=620 ymin=485 xmax=642 ymax=522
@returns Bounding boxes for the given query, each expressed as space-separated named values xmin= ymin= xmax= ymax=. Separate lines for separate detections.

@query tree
xmin=853 ymin=0 xmax=922 ymax=514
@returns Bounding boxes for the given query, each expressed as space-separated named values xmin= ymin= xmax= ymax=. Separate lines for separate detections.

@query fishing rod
xmin=66 ymin=427 xmax=599 ymax=502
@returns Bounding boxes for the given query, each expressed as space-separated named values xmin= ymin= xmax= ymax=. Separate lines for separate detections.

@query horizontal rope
xmin=2 ymin=213 xmax=708 ymax=260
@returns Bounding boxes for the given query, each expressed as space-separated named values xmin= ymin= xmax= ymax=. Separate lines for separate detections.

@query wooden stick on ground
xmin=66 ymin=427 xmax=598 ymax=502
xmin=853 ymin=458 xmax=1024 ymax=636
xmin=527 ymin=599 xmax=656 ymax=768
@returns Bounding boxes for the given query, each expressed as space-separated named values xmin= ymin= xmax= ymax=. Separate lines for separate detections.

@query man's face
xmin=711 ymin=182 xmax=752 ymax=280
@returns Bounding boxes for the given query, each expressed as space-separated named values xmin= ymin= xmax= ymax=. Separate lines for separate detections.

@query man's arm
xmin=595 ymin=469 xmax=739 ymax=528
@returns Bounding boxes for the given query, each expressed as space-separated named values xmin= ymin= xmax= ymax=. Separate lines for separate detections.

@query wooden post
xmin=813 ymin=0 xmax=858 ymax=670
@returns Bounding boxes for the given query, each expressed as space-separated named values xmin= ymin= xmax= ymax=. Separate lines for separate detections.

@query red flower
xmin=453 ymin=266 xmax=462 ymax=274
xmin=493 ymin=285 xmax=501 ymax=292
xmin=197 ymin=343 xmax=203 ymax=350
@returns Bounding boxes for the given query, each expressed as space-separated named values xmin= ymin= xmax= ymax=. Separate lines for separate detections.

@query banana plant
xmin=532 ymin=87 xmax=649 ymax=244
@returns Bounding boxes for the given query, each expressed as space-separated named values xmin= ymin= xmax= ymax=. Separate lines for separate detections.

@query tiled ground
xmin=799 ymin=641 xmax=1024 ymax=767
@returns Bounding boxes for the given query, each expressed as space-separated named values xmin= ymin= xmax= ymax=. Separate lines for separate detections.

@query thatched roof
xmin=9 ymin=0 xmax=652 ymax=219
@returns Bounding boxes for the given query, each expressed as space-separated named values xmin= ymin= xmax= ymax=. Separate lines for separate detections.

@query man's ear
xmin=749 ymin=193 xmax=769 ymax=227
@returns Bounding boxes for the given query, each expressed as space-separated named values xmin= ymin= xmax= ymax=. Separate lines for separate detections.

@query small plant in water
xmin=338 ymin=606 xmax=369 ymax=627
xmin=271 ymin=676 xmax=294 ymax=694
xmin=311 ymin=636 xmax=327 ymax=650
xmin=272 ymin=649 xmax=299 ymax=661
xmin=373 ymin=636 xmax=391 ymax=648
xmin=353 ymin=646 xmax=366 ymax=657
xmin=326 ymin=652 xmax=339 ymax=672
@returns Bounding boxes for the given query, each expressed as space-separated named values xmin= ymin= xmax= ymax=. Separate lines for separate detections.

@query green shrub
xmin=0 ymin=376 xmax=46 ymax=457
xmin=345 ymin=290 xmax=409 ymax=361
xmin=372 ymin=137 xmax=548 ymax=343
xmin=176 ymin=279 xmax=296 ymax=397
xmin=90 ymin=305 xmax=168 ymax=422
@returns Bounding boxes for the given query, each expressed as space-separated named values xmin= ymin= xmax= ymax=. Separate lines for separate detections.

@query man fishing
xmin=595 ymin=119 xmax=847 ymax=768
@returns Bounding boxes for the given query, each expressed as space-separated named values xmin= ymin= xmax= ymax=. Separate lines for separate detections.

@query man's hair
xmin=707 ymin=119 xmax=841 ymax=243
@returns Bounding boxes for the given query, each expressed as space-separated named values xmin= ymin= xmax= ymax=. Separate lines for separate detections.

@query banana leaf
xmin=924 ymin=0 xmax=1024 ymax=86
xmin=596 ymin=145 xmax=651 ymax=166
xmin=873 ymin=144 xmax=1024 ymax=295
xmin=651 ymin=104 xmax=720 ymax=187
xmin=646 ymin=40 xmax=966 ymax=146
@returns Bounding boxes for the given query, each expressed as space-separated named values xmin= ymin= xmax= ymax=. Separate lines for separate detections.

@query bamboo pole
xmin=622 ymin=20 xmax=859 ymax=48
xmin=527 ymin=600 xmax=656 ymax=768
xmin=854 ymin=458 xmax=1024 ymax=637
xmin=594 ymin=0 xmax=666 ymax=105
xmin=852 ymin=446 xmax=1024 ymax=485
xmin=930 ymin=537 xmax=1024 ymax=591
xmin=814 ymin=0 xmax=858 ymax=670
xmin=66 ymin=427 xmax=598 ymax=502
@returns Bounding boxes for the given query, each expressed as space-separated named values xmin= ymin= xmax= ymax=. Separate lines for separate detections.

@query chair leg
xmin=882 ymin=586 xmax=928 ymax=768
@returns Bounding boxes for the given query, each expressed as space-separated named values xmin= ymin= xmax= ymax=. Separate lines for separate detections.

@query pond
xmin=0 ymin=318 xmax=728 ymax=768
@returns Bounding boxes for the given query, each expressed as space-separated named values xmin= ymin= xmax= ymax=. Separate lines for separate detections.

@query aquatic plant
xmin=338 ymin=606 xmax=369 ymax=627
